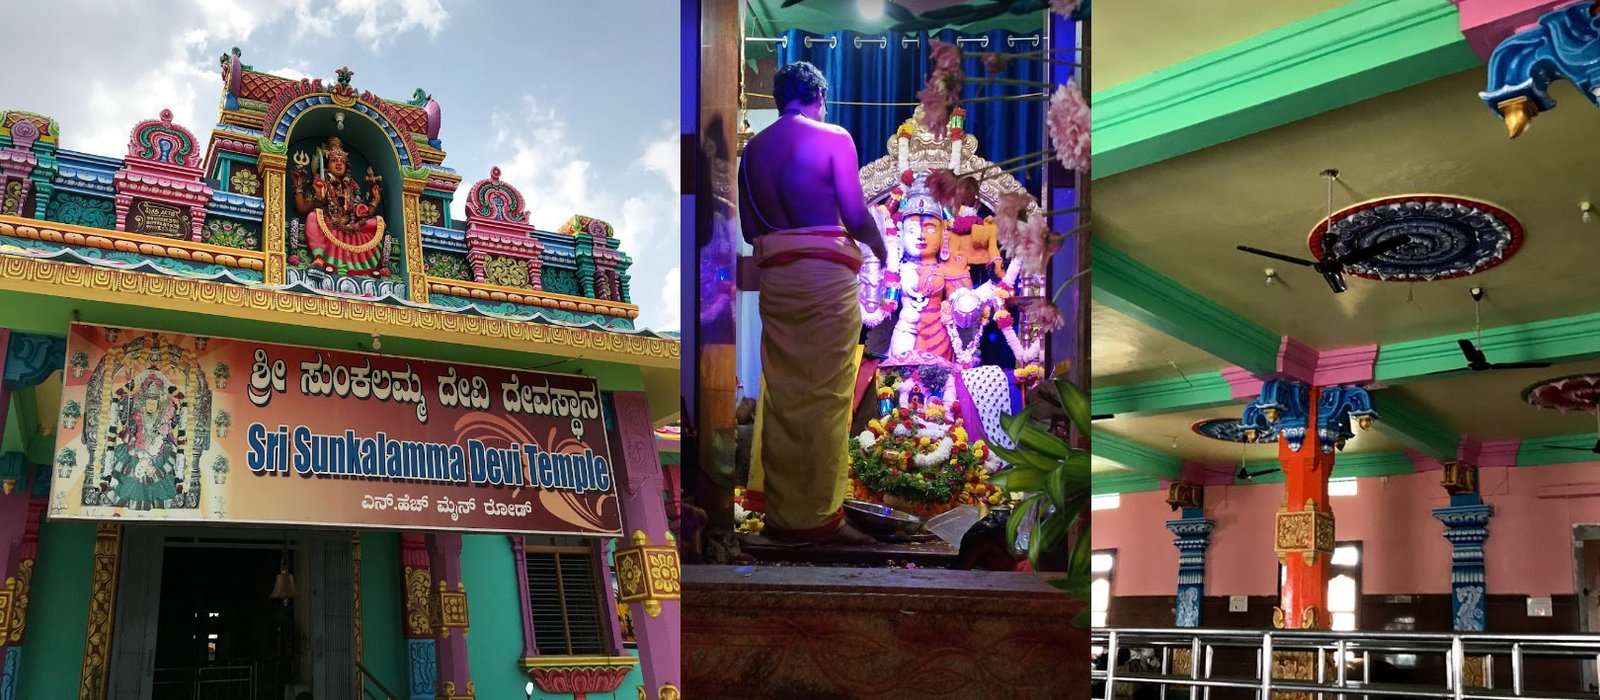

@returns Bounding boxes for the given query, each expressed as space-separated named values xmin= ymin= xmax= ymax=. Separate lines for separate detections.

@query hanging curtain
xmin=776 ymin=27 xmax=1047 ymax=196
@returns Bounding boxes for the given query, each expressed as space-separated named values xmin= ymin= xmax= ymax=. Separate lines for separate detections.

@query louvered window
xmin=524 ymin=537 xmax=609 ymax=656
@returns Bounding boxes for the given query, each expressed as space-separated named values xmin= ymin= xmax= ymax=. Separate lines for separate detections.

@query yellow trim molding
xmin=520 ymin=655 xmax=640 ymax=670
xmin=1 ymin=217 xmax=266 ymax=271
xmin=0 ymin=255 xmax=679 ymax=368
xmin=428 ymin=278 xmax=641 ymax=319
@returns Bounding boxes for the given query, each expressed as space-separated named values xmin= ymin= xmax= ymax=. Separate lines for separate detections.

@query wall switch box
xmin=1528 ymin=596 xmax=1553 ymax=617
xmin=1229 ymin=596 xmax=1248 ymax=612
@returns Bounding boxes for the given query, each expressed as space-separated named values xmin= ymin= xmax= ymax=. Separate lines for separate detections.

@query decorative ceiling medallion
xmin=1307 ymin=194 xmax=1523 ymax=282
xmin=1523 ymin=374 xmax=1600 ymax=413
xmin=1192 ymin=418 xmax=1278 ymax=444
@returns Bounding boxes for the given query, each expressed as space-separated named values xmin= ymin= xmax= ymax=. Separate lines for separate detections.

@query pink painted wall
xmin=1095 ymin=464 xmax=1600 ymax=599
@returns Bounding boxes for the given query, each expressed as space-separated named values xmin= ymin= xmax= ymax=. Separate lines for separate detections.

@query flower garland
xmin=940 ymin=299 xmax=988 ymax=368
xmin=849 ymin=407 xmax=1003 ymax=516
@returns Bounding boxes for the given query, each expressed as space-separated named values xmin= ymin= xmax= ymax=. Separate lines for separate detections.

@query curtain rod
xmin=744 ymin=34 xmax=1042 ymax=49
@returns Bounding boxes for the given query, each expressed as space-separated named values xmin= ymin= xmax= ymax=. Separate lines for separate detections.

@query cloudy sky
xmin=0 ymin=0 xmax=681 ymax=332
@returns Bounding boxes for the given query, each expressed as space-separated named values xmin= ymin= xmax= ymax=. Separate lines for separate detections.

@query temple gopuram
xmin=0 ymin=49 xmax=679 ymax=699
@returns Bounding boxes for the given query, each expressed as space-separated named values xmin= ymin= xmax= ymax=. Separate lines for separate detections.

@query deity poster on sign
xmin=49 ymin=324 xmax=620 ymax=536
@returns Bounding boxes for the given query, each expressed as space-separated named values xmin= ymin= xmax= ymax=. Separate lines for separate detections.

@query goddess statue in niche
xmin=292 ymin=135 xmax=388 ymax=276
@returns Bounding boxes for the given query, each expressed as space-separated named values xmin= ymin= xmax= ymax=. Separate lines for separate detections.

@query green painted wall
xmin=17 ymin=521 xmax=95 ymax=698
xmin=458 ymin=534 xmax=642 ymax=700
xmin=360 ymin=531 xmax=407 ymax=697
xmin=461 ymin=534 xmax=527 ymax=699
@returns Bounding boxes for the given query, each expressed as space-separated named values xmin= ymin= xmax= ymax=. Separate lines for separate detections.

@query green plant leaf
xmin=987 ymin=441 xmax=1061 ymax=473
xmin=1006 ymin=493 xmax=1042 ymax=554
xmin=1029 ymin=508 xmax=1069 ymax=567
xmin=1058 ymin=377 xmax=1092 ymax=436
xmin=1071 ymin=606 xmax=1092 ymax=628
xmin=999 ymin=407 xmax=1070 ymax=460
xmin=1046 ymin=458 xmax=1071 ymax=509
xmin=989 ymin=467 xmax=1047 ymax=493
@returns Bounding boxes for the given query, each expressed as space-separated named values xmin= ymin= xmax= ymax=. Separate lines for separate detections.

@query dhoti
xmin=747 ymin=227 xmax=863 ymax=540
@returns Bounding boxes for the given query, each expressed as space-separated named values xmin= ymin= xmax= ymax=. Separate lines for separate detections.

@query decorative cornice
xmin=0 ymin=255 xmax=679 ymax=368
xmin=1092 ymin=469 xmax=1163 ymax=495
xmin=1092 ymin=372 xmax=1234 ymax=417
xmin=1092 ymin=431 xmax=1185 ymax=479
xmin=2 ymin=217 xmax=264 ymax=271
xmin=1517 ymin=434 xmax=1600 ymax=467
xmin=1093 ymin=239 xmax=1280 ymax=373
xmin=427 ymin=279 xmax=639 ymax=320
xmin=1093 ymin=0 xmax=1477 ymax=177
xmin=1451 ymin=0 xmax=1574 ymax=61
xmin=1376 ymin=311 xmax=1600 ymax=384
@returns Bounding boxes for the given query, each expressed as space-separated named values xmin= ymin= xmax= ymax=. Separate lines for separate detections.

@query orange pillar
xmin=1273 ymin=386 xmax=1335 ymax=631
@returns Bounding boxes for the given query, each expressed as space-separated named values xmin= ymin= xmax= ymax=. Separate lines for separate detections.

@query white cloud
xmin=638 ymin=132 xmax=678 ymax=191
xmin=290 ymin=0 xmax=451 ymax=51
xmin=0 ymin=0 xmax=453 ymax=156
xmin=658 ymin=267 xmax=682 ymax=332
xmin=478 ymin=96 xmax=681 ymax=331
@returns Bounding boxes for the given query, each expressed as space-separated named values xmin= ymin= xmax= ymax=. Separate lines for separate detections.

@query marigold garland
xmin=849 ymin=407 xmax=1002 ymax=515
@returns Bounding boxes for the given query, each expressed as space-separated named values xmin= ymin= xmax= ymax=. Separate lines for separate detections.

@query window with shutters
xmin=523 ymin=536 xmax=612 ymax=656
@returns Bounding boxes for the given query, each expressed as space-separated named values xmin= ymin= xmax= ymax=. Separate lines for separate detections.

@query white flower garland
xmin=912 ymin=437 xmax=955 ymax=468
xmin=857 ymin=430 xmax=879 ymax=449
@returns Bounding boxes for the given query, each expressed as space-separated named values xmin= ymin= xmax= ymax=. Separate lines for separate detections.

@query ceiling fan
xmin=1235 ymin=465 xmax=1281 ymax=481
xmin=1432 ymin=287 xmax=1551 ymax=374
xmin=1543 ymin=412 xmax=1600 ymax=454
xmin=1235 ymin=169 xmax=1414 ymax=294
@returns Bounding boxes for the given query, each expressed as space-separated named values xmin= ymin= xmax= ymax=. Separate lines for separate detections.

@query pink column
xmin=425 ymin=532 xmax=472 ymax=699
xmin=605 ymin=391 xmax=680 ymax=700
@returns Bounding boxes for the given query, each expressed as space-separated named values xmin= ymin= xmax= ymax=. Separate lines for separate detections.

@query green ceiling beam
xmin=1093 ymin=471 xmax=1164 ymax=496
xmin=1093 ymin=372 xmax=1235 ymax=418
xmin=1376 ymin=311 xmax=1600 ymax=384
xmin=1517 ymin=434 xmax=1600 ymax=467
xmin=1370 ymin=391 xmax=1458 ymax=459
xmin=1093 ymin=239 xmax=1281 ymax=374
xmin=1235 ymin=450 xmax=1418 ymax=486
xmin=1093 ymin=0 xmax=1477 ymax=178
xmin=1091 ymin=431 xmax=1184 ymax=480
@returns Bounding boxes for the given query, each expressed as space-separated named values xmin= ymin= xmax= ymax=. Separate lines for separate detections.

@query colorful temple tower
xmin=0 ymin=50 xmax=678 ymax=700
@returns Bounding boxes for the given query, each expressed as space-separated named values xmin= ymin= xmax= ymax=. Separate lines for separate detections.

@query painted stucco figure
xmin=291 ymin=135 xmax=388 ymax=276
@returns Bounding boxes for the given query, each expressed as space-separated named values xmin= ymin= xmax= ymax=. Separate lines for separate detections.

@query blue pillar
xmin=1433 ymin=462 xmax=1492 ymax=632
xmin=1165 ymin=482 xmax=1213 ymax=628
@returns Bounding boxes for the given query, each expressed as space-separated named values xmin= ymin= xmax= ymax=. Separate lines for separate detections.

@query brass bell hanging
xmin=268 ymin=542 xmax=296 ymax=605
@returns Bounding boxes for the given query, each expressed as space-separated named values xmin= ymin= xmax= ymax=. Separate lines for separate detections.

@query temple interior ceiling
xmin=1092 ymin=43 xmax=1600 ymax=472
xmin=1091 ymin=302 xmax=1224 ymax=386
xmin=1094 ymin=0 xmax=1348 ymax=89
xmin=1097 ymin=405 xmax=1413 ymax=465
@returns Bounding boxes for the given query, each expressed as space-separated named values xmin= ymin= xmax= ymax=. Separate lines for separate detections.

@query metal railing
xmin=1091 ymin=627 xmax=1600 ymax=700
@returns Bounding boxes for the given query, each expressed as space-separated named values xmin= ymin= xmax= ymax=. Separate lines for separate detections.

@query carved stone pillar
xmin=77 ymin=523 xmax=123 ymax=700
xmin=425 ymin=532 xmax=471 ymax=700
xmin=400 ymin=533 xmax=437 ymax=700
xmin=401 ymin=175 xmax=430 ymax=304
xmin=1434 ymin=461 xmax=1492 ymax=633
xmin=466 ymin=250 xmax=488 ymax=284
xmin=1164 ymin=482 xmax=1213 ymax=628
xmin=188 ymin=204 xmax=207 ymax=242
xmin=605 ymin=391 xmax=680 ymax=700
xmin=257 ymin=149 xmax=289 ymax=285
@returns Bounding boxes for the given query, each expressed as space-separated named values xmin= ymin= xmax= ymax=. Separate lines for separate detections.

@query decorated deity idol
xmin=291 ymin=136 xmax=388 ymax=276
xmin=886 ymin=180 xmax=976 ymax=363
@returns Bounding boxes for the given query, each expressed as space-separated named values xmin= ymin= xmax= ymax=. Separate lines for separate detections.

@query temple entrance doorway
xmin=1576 ymin=526 xmax=1600 ymax=692
xmin=105 ymin=526 xmax=355 ymax=700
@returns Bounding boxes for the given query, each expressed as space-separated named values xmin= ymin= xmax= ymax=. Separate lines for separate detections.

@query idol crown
xmin=900 ymin=176 xmax=942 ymax=219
